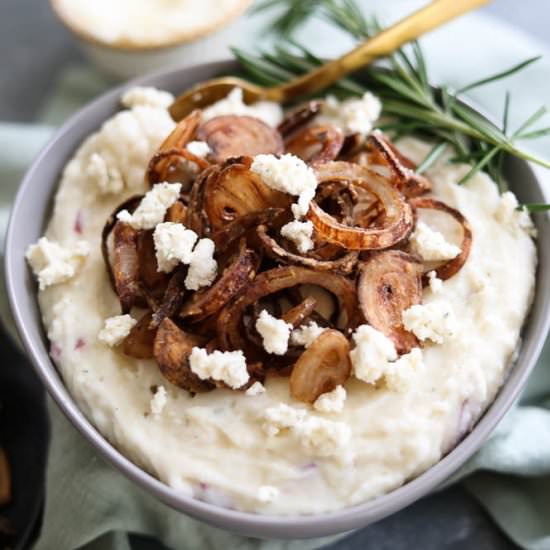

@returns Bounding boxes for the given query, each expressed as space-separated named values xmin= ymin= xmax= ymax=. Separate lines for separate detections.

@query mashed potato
xmin=29 ymin=89 xmax=536 ymax=514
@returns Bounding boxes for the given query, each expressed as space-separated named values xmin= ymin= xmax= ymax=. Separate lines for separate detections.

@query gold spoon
xmin=170 ymin=0 xmax=490 ymax=121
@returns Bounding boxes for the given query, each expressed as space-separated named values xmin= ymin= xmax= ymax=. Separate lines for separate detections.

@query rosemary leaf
xmin=416 ymin=142 xmax=447 ymax=174
xmin=522 ymin=203 xmax=550 ymax=212
xmin=513 ymin=105 xmax=548 ymax=138
xmin=458 ymin=146 xmax=501 ymax=184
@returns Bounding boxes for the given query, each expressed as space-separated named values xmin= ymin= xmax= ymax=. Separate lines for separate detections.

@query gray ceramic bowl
xmin=5 ymin=60 xmax=550 ymax=539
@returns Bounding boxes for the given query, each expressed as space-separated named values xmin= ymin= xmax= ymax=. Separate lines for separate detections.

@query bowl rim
xmin=5 ymin=60 xmax=550 ymax=539
xmin=49 ymin=0 xmax=253 ymax=51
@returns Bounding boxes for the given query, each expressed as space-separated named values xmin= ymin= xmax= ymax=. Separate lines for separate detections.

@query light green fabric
xmin=2 ymin=3 xmax=550 ymax=549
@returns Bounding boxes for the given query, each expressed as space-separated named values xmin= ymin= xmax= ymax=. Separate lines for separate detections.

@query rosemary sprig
xmin=245 ymin=0 xmax=550 ymax=202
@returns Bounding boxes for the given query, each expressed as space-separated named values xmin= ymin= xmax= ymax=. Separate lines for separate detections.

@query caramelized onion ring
xmin=147 ymin=147 xmax=209 ymax=186
xmin=197 ymin=115 xmax=283 ymax=162
xmin=358 ymin=250 xmax=422 ymax=354
xmin=367 ymin=131 xmax=432 ymax=197
xmin=289 ymin=329 xmax=351 ymax=403
xmin=217 ymin=266 xmax=358 ymax=355
xmin=256 ymin=224 xmax=358 ymax=274
xmin=307 ymin=162 xmax=414 ymax=250
xmin=151 ymin=267 xmax=188 ymax=329
xmin=204 ymin=160 xmax=291 ymax=230
xmin=180 ymin=248 xmax=259 ymax=321
xmin=112 ymin=221 xmax=141 ymax=313
xmin=278 ymin=100 xmax=323 ymax=137
xmin=285 ymin=125 xmax=344 ymax=163
xmin=122 ymin=311 xmax=156 ymax=359
xmin=410 ymin=197 xmax=473 ymax=282
xmin=154 ymin=318 xmax=213 ymax=393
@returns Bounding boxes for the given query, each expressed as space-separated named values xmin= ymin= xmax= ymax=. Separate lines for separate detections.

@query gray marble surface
xmin=1 ymin=1 xmax=548 ymax=548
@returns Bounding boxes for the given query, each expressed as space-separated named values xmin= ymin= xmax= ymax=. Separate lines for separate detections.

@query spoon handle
xmin=265 ymin=0 xmax=491 ymax=102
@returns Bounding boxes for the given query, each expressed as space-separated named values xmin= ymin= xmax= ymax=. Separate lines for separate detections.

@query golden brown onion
xmin=289 ymin=330 xmax=351 ymax=403
xmin=358 ymin=250 xmax=422 ymax=354
xmin=410 ymin=197 xmax=473 ymax=282
xmin=112 ymin=221 xmax=141 ymax=313
xmin=154 ymin=318 xmax=213 ymax=393
xmin=122 ymin=311 xmax=156 ymax=359
xmin=197 ymin=115 xmax=283 ymax=162
xmin=277 ymin=100 xmax=323 ymax=137
xmin=307 ymin=162 xmax=414 ymax=250
xmin=285 ymin=125 xmax=344 ymax=163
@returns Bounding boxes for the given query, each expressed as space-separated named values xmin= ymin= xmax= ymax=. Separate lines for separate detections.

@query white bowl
xmin=49 ymin=0 xmax=252 ymax=79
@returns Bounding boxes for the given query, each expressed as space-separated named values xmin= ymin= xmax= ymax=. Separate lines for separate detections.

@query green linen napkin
xmin=3 ymin=6 xmax=550 ymax=548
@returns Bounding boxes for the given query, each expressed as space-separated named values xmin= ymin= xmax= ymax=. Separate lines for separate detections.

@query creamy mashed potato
xmin=32 ymin=90 xmax=536 ymax=514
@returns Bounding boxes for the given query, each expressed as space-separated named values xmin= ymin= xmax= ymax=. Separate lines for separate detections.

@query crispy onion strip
xmin=197 ymin=115 xmax=283 ymax=162
xmin=410 ymin=197 xmax=473 ymax=282
xmin=307 ymin=162 xmax=414 ymax=250
xmin=217 ymin=266 xmax=358 ymax=355
xmin=358 ymin=250 xmax=422 ymax=354
xmin=180 ymin=248 xmax=259 ymax=321
xmin=289 ymin=329 xmax=351 ymax=404
xmin=285 ymin=125 xmax=344 ymax=164
xmin=122 ymin=311 xmax=156 ymax=359
xmin=147 ymin=147 xmax=209 ymax=186
xmin=256 ymin=224 xmax=358 ymax=274
xmin=277 ymin=100 xmax=323 ymax=137
xmin=366 ymin=131 xmax=432 ymax=197
xmin=151 ymin=267 xmax=188 ymax=329
xmin=154 ymin=318 xmax=213 ymax=393
xmin=112 ymin=221 xmax=141 ymax=313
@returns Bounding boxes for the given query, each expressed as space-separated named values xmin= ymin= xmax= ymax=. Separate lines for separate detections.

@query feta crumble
xmin=317 ymin=92 xmax=382 ymax=135
xmin=495 ymin=191 xmax=537 ymax=237
xmin=313 ymin=385 xmax=347 ymax=414
xmin=117 ymin=182 xmax=181 ymax=230
xmin=385 ymin=348 xmax=424 ymax=392
xmin=281 ymin=220 xmax=314 ymax=253
xmin=295 ymin=416 xmax=352 ymax=458
xmin=255 ymin=310 xmax=292 ymax=355
xmin=290 ymin=321 xmax=326 ymax=348
xmin=121 ymin=87 xmax=175 ymax=110
xmin=250 ymin=154 xmax=318 ymax=218
xmin=85 ymin=153 xmax=124 ymax=195
xmin=150 ymin=385 xmax=168 ymax=416
xmin=263 ymin=404 xmax=351 ymax=458
xmin=202 ymin=88 xmax=283 ymax=128
xmin=26 ymin=237 xmax=90 ymax=290
xmin=263 ymin=404 xmax=307 ymax=436
xmin=186 ymin=140 xmax=212 ymax=158
xmin=350 ymin=325 xmax=397 ymax=384
xmin=189 ymin=347 xmax=249 ymax=389
xmin=427 ymin=270 xmax=443 ymax=293
xmin=184 ymin=238 xmax=218 ymax=290
xmin=257 ymin=485 xmax=280 ymax=503
xmin=153 ymin=222 xmax=198 ymax=273
xmin=245 ymin=381 xmax=266 ymax=396
xmin=403 ymin=302 xmax=456 ymax=344
xmin=98 ymin=314 xmax=137 ymax=347
xmin=409 ymin=222 xmax=461 ymax=261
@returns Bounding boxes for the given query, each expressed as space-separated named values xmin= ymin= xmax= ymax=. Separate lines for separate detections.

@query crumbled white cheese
xmin=26 ymin=237 xmax=90 ymax=290
xmin=186 ymin=140 xmax=212 ymax=158
xmin=184 ymin=238 xmax=218 ymax=290
xmin=313 ymin=385 xmax=347 ymax=414
xmin=117 ymin=182 xmax=181 ymax=230
xmin=263 ymin=404 xmax=351 ymax=457
xmin=98 ymin=314 xmax=137 ymax=347
xmin=350 ymin=324 xmax=398 ymax=384
xmin=153 ymin=222 xmax=198 ymax=273
xmin=202 ymin=88 xmax=283 ymax=128
xmin=290 ymin=321 xmax=326 ymax=348
xmin=189 ymin=347 xmax=249 ymax=389
xmin=427 ymin=270 xmax=443 ymax=293
xmin=250 ymin=154 xmax=318 ymax=218
xmin=257 ymin=485 xmax=280 ymax=503
xmin=317 ymin=92 xmax=382 ymax=135
xmin=295 ymin=416 xmax=352 ymax=458
xmin=403 ymin=301 xmax=456 ymax=344
xmin=255 ymin=310 xmax=292 ymax=355
xmin=281 ymin=220 xmax=314 ymax=253
xmin=263 ymin=404 xmax=307 ymax=436
xmin=85 ymin=153 xmax=124 ymax=195
xmin=150 ymin=385 xmax=168 ymax=416
xmin=409 ymin=222 xmax=461 ymax=261
xmin=385 ymin=348 xmax=424 ymax=392
xmin=245 ymin=381 xmax=266 ymax=396
xmin=121 ymin=87 xmax=175 ymax=110
xmin=495 ymin=191 xmax=537 ymax=237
